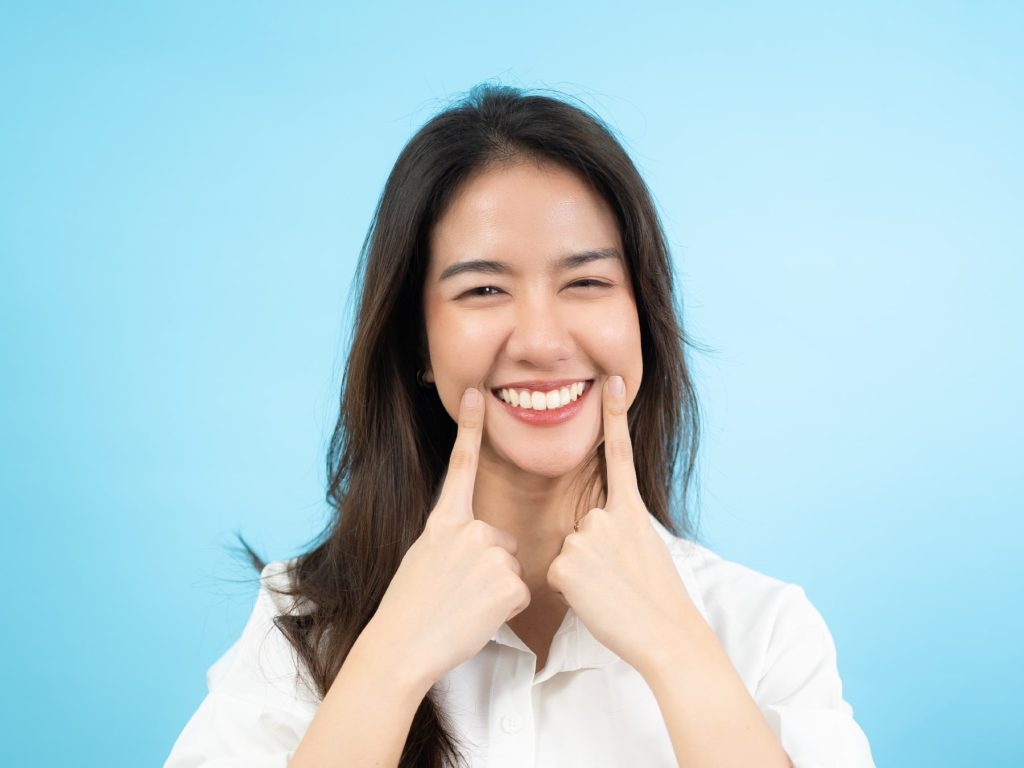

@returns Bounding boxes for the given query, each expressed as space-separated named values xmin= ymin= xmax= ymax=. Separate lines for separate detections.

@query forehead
xmin=427 ymin=161 xmax=623 ymax=275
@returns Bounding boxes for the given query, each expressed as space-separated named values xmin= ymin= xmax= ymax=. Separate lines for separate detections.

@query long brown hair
xmin=239 ymin=83 xmax=704 ymax=767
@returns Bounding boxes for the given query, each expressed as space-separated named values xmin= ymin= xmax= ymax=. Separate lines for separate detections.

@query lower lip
xmin=490 ymin=382 xmax=593 ymax=426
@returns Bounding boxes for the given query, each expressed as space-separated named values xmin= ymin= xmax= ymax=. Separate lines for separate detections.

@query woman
xmin=165 ymin=84 xmax=875 ymax=767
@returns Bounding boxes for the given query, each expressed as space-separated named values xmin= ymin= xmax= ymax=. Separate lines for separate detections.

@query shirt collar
xmin=490 ymin=514 xmax=710 ymax=677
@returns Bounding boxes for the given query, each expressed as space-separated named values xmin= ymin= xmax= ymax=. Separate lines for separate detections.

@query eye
xmin=457 ymin=285 xmax=504 ymax=299
xmin=567 ymin=279 xmax=612 ymax=290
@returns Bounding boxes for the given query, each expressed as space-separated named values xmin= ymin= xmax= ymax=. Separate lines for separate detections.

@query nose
xmin=504 ymin=293 xmax=576 ymax=367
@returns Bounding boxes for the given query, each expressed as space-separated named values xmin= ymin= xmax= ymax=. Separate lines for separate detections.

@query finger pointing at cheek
xmin=603 ymin=375 xmax=641 ymax=509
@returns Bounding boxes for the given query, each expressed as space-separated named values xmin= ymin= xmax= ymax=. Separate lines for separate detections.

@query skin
xmin=422 ymin=159 xmax=644 ymax=664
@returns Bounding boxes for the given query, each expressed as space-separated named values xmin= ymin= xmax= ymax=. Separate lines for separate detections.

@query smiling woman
xmin=164 ymin=84 xmax=875 ymax=768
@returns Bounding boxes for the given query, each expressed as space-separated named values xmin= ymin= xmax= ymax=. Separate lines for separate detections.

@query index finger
xmin=602 ymin=375 xmax=639 ymax=507
xmin=436 ymin=387 xmax=485 ymax=514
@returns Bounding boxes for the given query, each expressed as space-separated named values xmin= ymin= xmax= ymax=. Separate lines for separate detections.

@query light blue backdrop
xmin=2 ymin=2 xmax=1020 ymax=766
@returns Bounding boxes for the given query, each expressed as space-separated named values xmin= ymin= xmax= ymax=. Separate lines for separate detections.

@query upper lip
xmin=491 ymin=378 xmax=593 ymax=391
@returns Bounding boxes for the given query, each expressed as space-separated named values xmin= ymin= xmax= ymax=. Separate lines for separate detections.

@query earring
xmin=416 ymin=368 xmax=435 ymax=388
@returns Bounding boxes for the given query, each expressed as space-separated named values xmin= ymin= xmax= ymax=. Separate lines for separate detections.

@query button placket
xmin=500 ymin=711 xmax=522 ymax=733
xmin=487 ymin=646 xmax=536 ymax=767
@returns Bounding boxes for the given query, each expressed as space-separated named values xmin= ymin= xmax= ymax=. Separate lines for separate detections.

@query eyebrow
xmin=438 ymin=247 xmax=623 ymax=282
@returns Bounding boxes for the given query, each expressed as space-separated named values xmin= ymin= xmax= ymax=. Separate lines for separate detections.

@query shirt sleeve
xmin=164 ymin=562 xmax=319 ymax=768
xmin=753 ymin=585 xmax=876 ymax=768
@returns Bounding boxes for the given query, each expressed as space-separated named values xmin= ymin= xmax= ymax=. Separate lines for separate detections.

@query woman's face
xmin=422 ymin=159 xmax=643 ymax=479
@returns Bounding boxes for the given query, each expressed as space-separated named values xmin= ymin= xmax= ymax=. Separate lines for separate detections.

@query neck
xmin=471 ymin=451 xmax=606 ymax=592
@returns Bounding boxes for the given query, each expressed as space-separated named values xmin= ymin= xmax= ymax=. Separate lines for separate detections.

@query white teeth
xmin=496 ymin=381 xmax=588 ymax=410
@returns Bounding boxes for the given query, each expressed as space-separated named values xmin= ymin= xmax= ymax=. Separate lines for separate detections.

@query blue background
xmin=2 ymin=2 xmax=1021 ymax=765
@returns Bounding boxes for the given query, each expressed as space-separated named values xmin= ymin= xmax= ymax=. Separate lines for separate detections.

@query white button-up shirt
xmin=165 ymin=515 xmax=875 ymax=767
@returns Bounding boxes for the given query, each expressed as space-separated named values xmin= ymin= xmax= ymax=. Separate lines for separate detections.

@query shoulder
xmin=255 ymin=557 xmax=309 ymax=616
xmin=163 ymin=561 xmax=318 ymax=765
xmin=661 ymin=533 xmax=876 ymax=763
xmin=648 ymin=516 xmax=833 ymax=678
xmin=202 ymin=558 xmax=320 ymax=714
xmin=649 ymin=515 xmax=806 ymax=616
xmin=684 ymin=540 xmax=810 ymax=627
xmin=651 ymin=528 xmax=876 ymax=763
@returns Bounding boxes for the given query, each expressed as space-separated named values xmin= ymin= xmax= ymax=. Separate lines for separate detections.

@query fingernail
xmin=610 ymin=376 xmax=625 ymax=396
xmin=463 ymin=388 xmax=480 ymax=407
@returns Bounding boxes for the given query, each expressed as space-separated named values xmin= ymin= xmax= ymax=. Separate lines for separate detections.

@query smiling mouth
xmin=490 ymin=380 xmax=593 ymax=412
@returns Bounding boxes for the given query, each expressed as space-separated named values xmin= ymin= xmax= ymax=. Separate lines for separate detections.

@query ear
xmin=418 ymin=328 xmax=434 ymax=383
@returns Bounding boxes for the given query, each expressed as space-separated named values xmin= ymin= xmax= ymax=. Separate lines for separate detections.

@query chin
xmin=491 ymin=443 xmax=596 ymax=480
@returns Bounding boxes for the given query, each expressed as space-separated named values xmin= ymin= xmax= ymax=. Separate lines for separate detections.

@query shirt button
xmin=500 ymin=712 xmax=522 ymax=734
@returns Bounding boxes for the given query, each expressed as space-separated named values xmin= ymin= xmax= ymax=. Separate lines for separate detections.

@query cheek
xmin=425 ymin=310 xmax=503 ymax=413
xmin=428 ymin=312 xmax=500 ymax=373
xmin=588 ymin=302 xmax=643 ymax=378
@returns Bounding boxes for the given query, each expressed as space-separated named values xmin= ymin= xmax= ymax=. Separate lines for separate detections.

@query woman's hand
xmin=546 ymin=375 xmax=702 ymax=679
xmin=363 ymin=388 xmax=531 ymax=690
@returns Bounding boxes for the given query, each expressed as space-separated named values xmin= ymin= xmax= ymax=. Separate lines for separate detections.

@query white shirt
xmin=165 ymin=515 xmax=875 ymax=767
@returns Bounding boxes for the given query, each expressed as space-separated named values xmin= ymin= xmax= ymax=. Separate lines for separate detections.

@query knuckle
xmin=515 ymin=581 xmax=532 ymax=609
xmin=422 ymin=516 xmax=446 ymax=539
xmin=581 ymin=505 xmax=602 ymax=528
xmin=447 ymin=447 xmax=476 ymax=472
xmin=608 ymin=436 xmax=634 ymax=462
xmin=459 ymin=408 xmax=483 ymax=430
xmin=545 ymin=572 xmax=559 ymax=592
xmin=605 ymin=394 xmax=628 ymax=415
xmin=484 ymin=546 xmax=507 ymax=568
xmin=631 ymin=514 xmax=653 ymax=537
xmin=520 ymin=581 xmax=531 ymax=602
xmin=467 ymin=518 xmax=492 ymax=543
xmin=503 ymin=570 xmax=522 ymax=594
